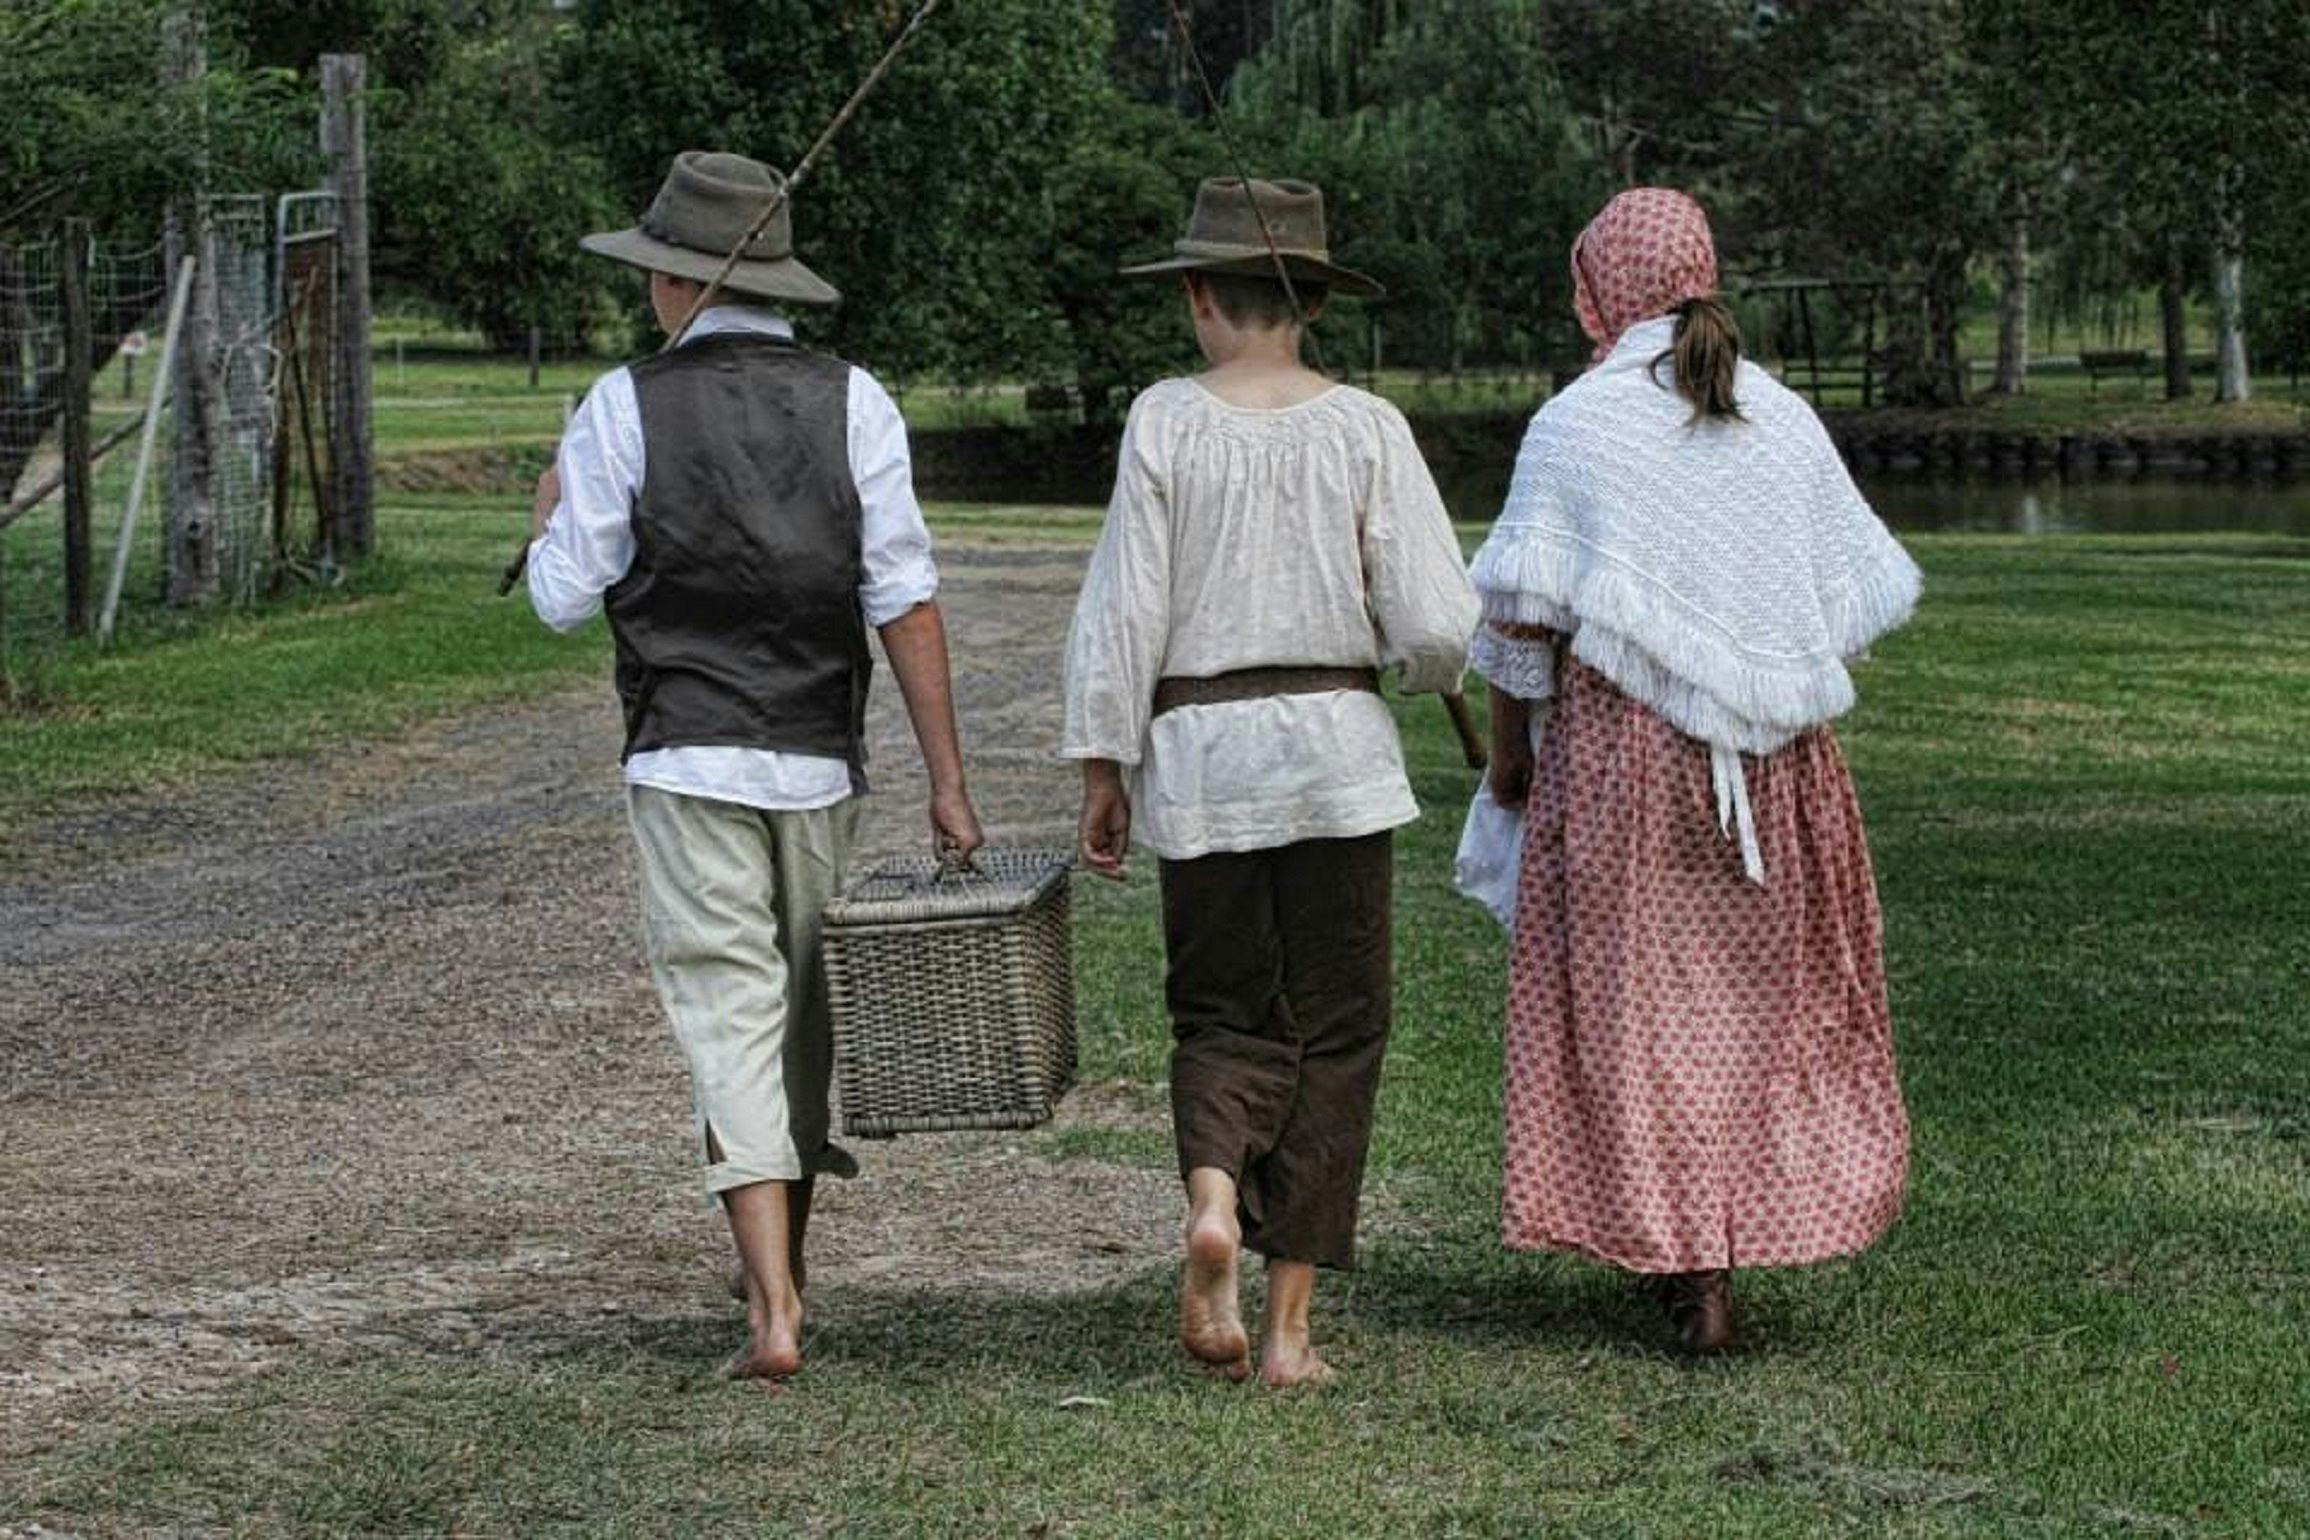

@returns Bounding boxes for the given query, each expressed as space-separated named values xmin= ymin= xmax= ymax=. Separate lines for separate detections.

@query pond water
xmin=1428 ymin=460 xmax=2310 ymax=535
xmin=1859 ymin=476 xmax=2310 ymax=536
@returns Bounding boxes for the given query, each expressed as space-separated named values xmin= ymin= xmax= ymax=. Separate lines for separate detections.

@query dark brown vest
xmin=605 ymin=333 xmax=870 ymax=786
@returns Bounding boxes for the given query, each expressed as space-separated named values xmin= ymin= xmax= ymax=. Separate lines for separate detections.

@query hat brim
xmin=1118 ymin=250 xmax=1383 ymax=299
xmin=580 ymin=227 xmax=841 ymax=307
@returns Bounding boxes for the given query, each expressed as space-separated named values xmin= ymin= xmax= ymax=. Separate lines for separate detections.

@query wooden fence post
xmin=322 ymin=53 xmax=375 ymax=559
xmin=58 ymin=219 xmax=94 ymax=635
xmin=163 ymin=8 xmax=221 ymax=606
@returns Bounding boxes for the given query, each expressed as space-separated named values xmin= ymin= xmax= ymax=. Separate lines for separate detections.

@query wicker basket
xmin=822 ymin=848 xmax=1077 ymax=1137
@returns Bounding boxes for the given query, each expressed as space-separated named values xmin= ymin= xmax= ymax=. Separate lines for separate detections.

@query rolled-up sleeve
xmin=526 ymin=369 xmax=642 ymax=633
xmin=1060 ymin=396 xmax=1170 ymax=766
xmin=848 ymin=368 xmax=939 ymax=628
xmin=1363 ymin=406 xmax=1480 ymax=695
xmin=1470 ymin=623 xmax=1559 ymax=701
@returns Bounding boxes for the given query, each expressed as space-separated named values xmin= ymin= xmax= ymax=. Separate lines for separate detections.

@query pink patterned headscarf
xmin=1571 ymin=188 xmax=1720 ymax=362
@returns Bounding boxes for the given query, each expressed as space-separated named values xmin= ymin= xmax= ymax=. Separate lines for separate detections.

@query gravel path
xmin=0 ymin=545 xmax=1181 ymax=1455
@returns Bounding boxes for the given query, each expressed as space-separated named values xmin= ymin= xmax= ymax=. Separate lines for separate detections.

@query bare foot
xmin=1179 ymin=1210 xmax=1251 ymax=1380
xmin=1258 ymin=1342 xmax=1337 ymax=1390
xmin=1663 ymin=1269 xmax=1737 ymax=1356
xmin=725 ymin=1284 xmax=805 ymax=1381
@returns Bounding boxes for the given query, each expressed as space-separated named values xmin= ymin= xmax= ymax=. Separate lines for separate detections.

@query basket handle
xmin=934 ymin=844 xmax=983 ymax=884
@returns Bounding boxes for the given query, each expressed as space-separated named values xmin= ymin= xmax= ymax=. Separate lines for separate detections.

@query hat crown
xmin=641 ymin=151 xmax=795 ymax=263
xmin=1175 ymin=177 xmax=1330 ymax=263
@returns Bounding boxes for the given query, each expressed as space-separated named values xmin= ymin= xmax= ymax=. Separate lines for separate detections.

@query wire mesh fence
xmin=189 ymin=194 xmax=280 ymax=603
xmin=2 ymin=193 xmax=339 ymax=678
xmin=1 ymin=230 xmax=174 ymax=676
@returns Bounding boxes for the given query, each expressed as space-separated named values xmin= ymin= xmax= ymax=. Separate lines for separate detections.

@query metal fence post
xmin=58 ymin=219 xmax=94 ymax=635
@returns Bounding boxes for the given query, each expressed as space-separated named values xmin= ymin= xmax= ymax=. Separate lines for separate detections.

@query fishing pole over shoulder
xmin=498 ymin=0 xmax=945 ymax=597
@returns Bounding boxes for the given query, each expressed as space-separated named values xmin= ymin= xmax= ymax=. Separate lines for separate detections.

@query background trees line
xmin=6 ymin=0 xmax=2307 ymax=413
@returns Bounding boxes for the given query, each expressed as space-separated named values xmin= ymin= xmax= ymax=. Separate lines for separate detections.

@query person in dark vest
xmin=1062 ymin=179 xmax=1478 ymax=1386
xmin=526 ymin=151 xmax=983 ymax=1382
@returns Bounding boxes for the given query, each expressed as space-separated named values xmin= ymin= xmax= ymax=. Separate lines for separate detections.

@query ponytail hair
xmin=1649 ymin=295 xmax=1744 ymax=423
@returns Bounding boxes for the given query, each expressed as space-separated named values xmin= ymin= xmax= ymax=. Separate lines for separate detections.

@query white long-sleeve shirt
xmin=527 ymin=306 xmax=938 ymax=811
xmin=1061 ymin=378 xmax=1479 ymax=859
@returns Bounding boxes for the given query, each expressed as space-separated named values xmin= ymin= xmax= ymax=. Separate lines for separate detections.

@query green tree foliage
xmin=215 ymin=0 xmax=622 ymax=351
xmin=1 ymin=0 xmax=307 ymax=239
xmin=1 ymin=2 xmax=309 ymax=501
xmin=1042 ymin=102 xmax=1215 ymax=421
xmin=1729 ymin=0 xmax=1996 ymax=406
xmin=367 ymin=22 xmax=621 ymax=350
xmin=1256 ymin=0 xmax=1410 ymax=116
xmin=25 ymin=0 xmax=2294 ymax=404
xmin=1111 ymin=0 xmax=1275 ymax=108
xmin=2005 ymin=0 xmax=2310 ymax=403
xmin=558 ymin=0 xmax=1121 ymax=385
xmin=1533 ymin=0 xmax=1760 ymax=188
xmin=1234 ymin=0 xmax=1608 ymax=371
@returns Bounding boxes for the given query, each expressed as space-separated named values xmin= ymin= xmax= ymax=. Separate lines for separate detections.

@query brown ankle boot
xmin=1661 ymin=1269 xmax=1736 ymax=1355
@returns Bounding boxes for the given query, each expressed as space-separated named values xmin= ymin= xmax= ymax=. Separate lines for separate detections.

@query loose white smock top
xmin=1061 ymin=378 xmax=1479 ymax=860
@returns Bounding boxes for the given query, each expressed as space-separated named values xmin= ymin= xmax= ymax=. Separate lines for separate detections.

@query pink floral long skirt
xmin=1504 ymin=658 xmax=1908 ymax=1272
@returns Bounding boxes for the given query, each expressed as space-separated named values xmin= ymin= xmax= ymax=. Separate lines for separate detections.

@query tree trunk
xmin=1928 ymin=243 xmax=1969 ymax=406
xmin=2212 ymin=187 xmax=2250 ymax=402
xmin=324 ymin=53 xmax=375 ymax=558
xmin=1597 ymin=85 xmax=1639 ymax=185
xmin=1992 ymin=186 xmax=2030 ymax=395
xmin=2159 ymin=240 xmax=2192 ymax=399
xmin=164 ymin=209 xmax=223 ymax=607
xmin=1609 ymin=117 xmax=1639 ymax=185
xmin=162 ymin=9 xmax=220 ymax=606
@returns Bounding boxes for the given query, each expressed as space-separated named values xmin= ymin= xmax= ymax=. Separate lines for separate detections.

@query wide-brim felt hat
xmin=581 ymin=150 xmax=840 ymax=307
xmin=1120 ymin=176 xmax=1383 ymax=298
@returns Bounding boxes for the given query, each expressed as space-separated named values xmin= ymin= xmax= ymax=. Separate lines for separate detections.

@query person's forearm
xmin=879 ymin=600 xmax=968 ymax=793
xmin=1489 ymin=683 xmax=1530 ymax=754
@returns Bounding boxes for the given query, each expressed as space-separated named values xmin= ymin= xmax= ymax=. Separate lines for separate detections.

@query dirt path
xmin=0 ymin=545 xmax=1180 ymax=1456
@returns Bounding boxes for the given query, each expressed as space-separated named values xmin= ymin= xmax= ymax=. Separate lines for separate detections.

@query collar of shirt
xmin=681 ymin=305 xmax=795 ymax=346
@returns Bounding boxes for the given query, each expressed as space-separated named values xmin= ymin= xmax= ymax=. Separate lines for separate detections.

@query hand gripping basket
xmin=822 ymin=848 xmax=1077 ymax=1137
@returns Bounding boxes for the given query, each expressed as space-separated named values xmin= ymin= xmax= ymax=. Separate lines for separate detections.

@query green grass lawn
xmin=362 ymin=359 xmax=1059 ymax=461
xmin=0 ymin=495 xmax=1102 ymax=839
xmin=342 ymin=349 xmax=2304 ymax=468
xmin=0 ymin=492 xmax=600 ymax=840
xmin=4 ymin=518 xmax=2307 ymax=1534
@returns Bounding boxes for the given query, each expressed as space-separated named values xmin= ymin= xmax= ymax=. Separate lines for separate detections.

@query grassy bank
xmin=0 ymin=495 xmax=1115 ymax=844
xmin=356 ymin=351 xmax=2309 ymax=480
xmin=6 ymin=529 xmax=2308 ymax=1534
xmin=0 ymin=493 xmax=599 ymax=843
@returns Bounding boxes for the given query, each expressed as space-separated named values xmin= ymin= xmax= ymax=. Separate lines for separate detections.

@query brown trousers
xmin=1159 ymin=832 xmax=1394 ymax=1270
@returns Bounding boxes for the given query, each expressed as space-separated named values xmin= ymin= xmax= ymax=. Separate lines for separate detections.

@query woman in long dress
xmin=1469 ymin=189 xmax=1920 ymax=1352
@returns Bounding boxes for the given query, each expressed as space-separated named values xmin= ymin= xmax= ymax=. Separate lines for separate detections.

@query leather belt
xmin=1151 ymin=665 xmax=1381 ymax=718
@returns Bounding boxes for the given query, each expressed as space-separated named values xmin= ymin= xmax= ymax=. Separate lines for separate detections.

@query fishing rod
xmin=1158 ymin=0 xmax=1490 ymax=772
xmin=498 ymin=0 xmax=945 ymax=597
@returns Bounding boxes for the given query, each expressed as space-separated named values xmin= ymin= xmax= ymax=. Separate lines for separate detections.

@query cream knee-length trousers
xmin=626 ymin=785 xmax=862 ymax=1196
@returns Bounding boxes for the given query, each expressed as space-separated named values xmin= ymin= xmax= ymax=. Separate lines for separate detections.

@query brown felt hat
xmin=1120 ymin=176 xmax=1383 ymax=298
xmin=580 ymin=150 xmax=840 ymax=307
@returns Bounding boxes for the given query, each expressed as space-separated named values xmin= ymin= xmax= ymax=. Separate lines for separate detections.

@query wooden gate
xmin=271 ymin=192 xmax=340 ymax=581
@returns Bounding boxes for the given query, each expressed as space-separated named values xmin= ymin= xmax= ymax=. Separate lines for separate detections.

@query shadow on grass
xmin=461 ymin=1242 xmax=1768 ymax=1387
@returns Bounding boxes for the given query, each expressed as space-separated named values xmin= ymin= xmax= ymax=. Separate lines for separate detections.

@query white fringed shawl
xmin=1467 ymin=316 xmax=1922 ymax=881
